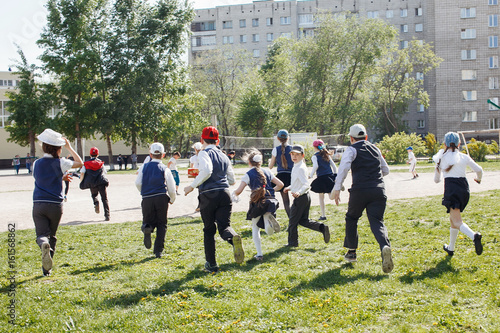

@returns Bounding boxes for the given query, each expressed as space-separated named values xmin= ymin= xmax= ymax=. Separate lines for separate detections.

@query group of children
xmin=31 ymin=125 xmax=484 ymax=277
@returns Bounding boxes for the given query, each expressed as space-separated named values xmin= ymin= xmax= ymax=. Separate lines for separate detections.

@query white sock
xmin=263 ymin=213 xmax=275 ymax=235
xmin=459 ymin=223 xmax=475 ymax=240
xmin=251 ymin=218 xmax=263 ymax=256
xmin=319 ymin=193 xmax=325 ymax=217
xmin=448 ymin=228 xmax=459 ymax=251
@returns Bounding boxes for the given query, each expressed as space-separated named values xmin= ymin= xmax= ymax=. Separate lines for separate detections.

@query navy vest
xmin=199 ymin=148 xmax=229 ymax=192
xmin=33 ymin=158 xmax=64 ymax=203
xmin=141 ymin=161 xmax=168 ymax=198
xmin=247 ymin=168 xmax=275 ymax=197
xmin=275 ymin=145 xmax=293 ymax=173
xmin=314 ymin=152 xmax=334 ymax=177
xmin=351 ymin=141 xmax=384 ymax=189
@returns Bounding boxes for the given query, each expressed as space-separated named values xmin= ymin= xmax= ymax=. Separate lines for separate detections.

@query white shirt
xmin=333 ymin=141 xmax=389 ymax=191
xmin=168 ymin=157 xmax=178 ymax=171
xmin=407 ymin=151 xmax=416 ymax=165
xmin=33 ymin=154 xmax=75 ymax=175
xmin=189 ymin=145 xmax=235 ymax=189
xmin=309 ymin=154 xmax=338 ymax=178
xmin=433 ymin=149 xmax=482 ymax=182
xmin=135 ymin=159 xmax=176 ymax=203
xmin=288 ymin=159 xmax=309 ymax=196
xmin=189 ymin=155 xmax=199 ymax=169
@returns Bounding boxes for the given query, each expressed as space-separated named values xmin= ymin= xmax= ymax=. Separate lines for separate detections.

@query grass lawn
xmin=2 ymin=191 xmax=500 ymax=332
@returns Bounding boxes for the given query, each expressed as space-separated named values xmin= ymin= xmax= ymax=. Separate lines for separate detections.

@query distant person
xmin=131 ymin=152 xmax=138 ymax=170
xmin=32 ymin=129 xmax=83 ymax=276
xmin=135 ymin=143 xmax=176 ymax=258
xmin=189 ymin=142 xmax=203 ymax=212
xmin=227 ymin=150 xmax=236 ymax=165
xmin=167 ymin=151 xmax=181 ymax=195
xmin=433 ymin=132 xmax=483 ymax=257
xmin=26 ymin=153 xmax=32 ymax=174
xmin=123 ymin=155 xmax=129 ymax=170
xmin=80 ymin=147 xmax=110 ymax=221
xmin=332 ymin=124 xmax=393 ymax=273
xmin=117 ymin=154 xmax=123 ymax=170
xmin=269 ymin=129 xmax=293 ymax=217
xmin=406 ymin=146 xmax=418 ymax=179
xmin=13 ymin=155 xmax=21 ymax=175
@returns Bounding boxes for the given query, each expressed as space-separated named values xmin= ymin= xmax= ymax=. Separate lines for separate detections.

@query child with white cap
xmin=32 ymin=129 xmax=83 ymax=276
xmin=406 ymin=146 xmax=418 ymax=179
xmin=135 ymin=142 xmax=176 ymax=258
xmin=433 ymin=132 xmax=483 ymax=256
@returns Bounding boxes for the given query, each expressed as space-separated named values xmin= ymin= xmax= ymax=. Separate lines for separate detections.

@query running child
xmin=406 ymin=146 xmax=418 ymax=179
xmin=433 ymin=132 xmax=483 ymax=256
xmin=32 ymin=129 xmax=83 ymax=276
xmin=168 ymin=151 xmax=181 ymax=195
xmin=309 ymin=139 xmax=338 ymax=220
xmin=189 ymin=142 xmax=203 ymax=212
xmin=233 ymin=149 xmax=284 ymax=261
xmin=269 ymin=129 xmax=293 ymax=217
xmin=80 ymin=147 xmax=110 ymax=221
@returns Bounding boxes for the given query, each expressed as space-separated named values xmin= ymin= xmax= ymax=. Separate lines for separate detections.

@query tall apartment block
xmin=190 ymin=0 xmax=500 ymax=141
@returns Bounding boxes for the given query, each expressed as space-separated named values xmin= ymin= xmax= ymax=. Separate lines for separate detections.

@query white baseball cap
xmin=348 ymin=124 xmax=367 ymax=139
xmin=192 ymin=142 xmax=203 ymax=150
xmin=37 ymin=129 xmax=66 ymax=146
xmin=150 ymin=142 xmax=165 ymax=154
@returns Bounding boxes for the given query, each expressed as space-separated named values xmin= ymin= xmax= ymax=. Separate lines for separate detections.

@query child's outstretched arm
xmin=64 ymin=138 xmax=83 ymax=168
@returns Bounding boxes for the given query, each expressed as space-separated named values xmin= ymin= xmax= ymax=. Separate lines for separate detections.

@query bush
xmin=377 ymin=132 xmax=426 ymax=164
xmin=424 ymin=133 xmax=442 ymax=158
xmin=465 ymin=138 xmax=499 ymax=162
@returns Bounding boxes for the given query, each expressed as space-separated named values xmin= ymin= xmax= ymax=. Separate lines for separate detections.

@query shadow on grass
xmin=399 ymin=256 xmax=457 ymax=284
xmin=0 ymin=275 xmax=45 ymax=293
xmin=69 ymin=257 xmax=155 ymax=275
xmin=169 ymin=218 xmax=203 ymax=226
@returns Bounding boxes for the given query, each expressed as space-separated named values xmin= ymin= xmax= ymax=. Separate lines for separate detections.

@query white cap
xmin=192 ymin=142 xmax=203 ymax=150
xmin=252 ymin=154 xmax=263 ymax=163
xmin=348 ymin=124 xmax=367 ymax=139
xmin=37 ymin=129 xmax=66 ymax=146
xmin=150 ymin=142 xmax=165 ymax=154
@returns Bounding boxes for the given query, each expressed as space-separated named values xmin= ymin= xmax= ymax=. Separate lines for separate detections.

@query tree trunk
xmin=106 ymin=133 xmax=114 ymax=171
xmin=29 ymin=130 xmax=36 ymax=157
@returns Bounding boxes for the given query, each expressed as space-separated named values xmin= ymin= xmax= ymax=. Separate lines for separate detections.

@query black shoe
xmin=443 ymin=244 xmax=454 ymax=257
xmin=42 ymin=267 xmax=51 ymax=276
xmin=319 ymin=216 xmax=327 ymax=221
xmin=284 ymin=243 xmax=298 ymax=248
xmin=322 ymin=225 xmax=330 ymax=243
xmin=105 ymin=216 xmax=110 ymax=221
xmin=474 ymin=233 xmax=483 ymax=255
xmin=94 ymin=202 xmax=100 ymax=214
xmin=344 ymin=250 xmax=357 ymax=263
xmin=382 ymin=246 xmax=394 ymax=273
xmin=204 ymin=262 xmax=219 ymax=273
xmin=155 ymin=252 xmax=162 ymax=258
xmin=142 ymin=226 xmax=152 ymax=249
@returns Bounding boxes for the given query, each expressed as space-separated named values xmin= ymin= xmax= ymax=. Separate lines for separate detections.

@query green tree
xmin=424 ymin=132 xmax=441 ymax=158
xmin=465 ymin=138 xmax=499 ymax=162
xmin=377 ymin=132 xmax=426 ymax=164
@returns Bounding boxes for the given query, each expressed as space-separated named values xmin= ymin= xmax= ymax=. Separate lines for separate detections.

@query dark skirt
xmin=442 ymin=177 xmax=470 ymax=213
xmin=311 ymin=173 xmax=337 ymax=193
xmin=246 ymin=196 xmax=279 ymax=229
xmin=275 ymin=172 xmax=291 ymax=191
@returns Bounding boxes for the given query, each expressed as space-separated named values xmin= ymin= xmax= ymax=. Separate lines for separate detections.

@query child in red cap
xmin=80 ymin=147 xmax=110 ymax=221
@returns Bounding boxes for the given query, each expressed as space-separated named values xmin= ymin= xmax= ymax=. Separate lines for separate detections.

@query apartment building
xmin=190 ymin=0 xmax=500 ymax=141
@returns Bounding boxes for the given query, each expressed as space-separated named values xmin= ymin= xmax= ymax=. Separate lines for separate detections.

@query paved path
xmin=1 ymin=165 xmax=499 ymax=232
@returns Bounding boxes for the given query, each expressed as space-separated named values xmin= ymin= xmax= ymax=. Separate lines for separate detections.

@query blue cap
xmin=277 ymin=129 xmax=289 ymax=139
xmin=406 ymin=146 xmax=413 ymax=150
xmin=444 ymin=132 xmax=460 ymax=147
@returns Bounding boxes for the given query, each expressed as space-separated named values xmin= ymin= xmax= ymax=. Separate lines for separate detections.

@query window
xmin=461 ymin=49 xmax=477 ymax=60
xmin=490 ymin=56 xmax=499 ymax=68
xmin=400 ymin=40 xmax=408 ymax=49
xmin=489 ymin=0 xmax=498 ymax=5
xmin=191 ymin=21 xmax=215 ymax=32
xmin=252 ymin=34 xmax=260 ymax=42
xmin=253 ymin=49 xmax=260 ymax=58
xmin=252 ymin=18 xmax=259 ymax=27
xmin=222 ymin=21 xmax=233 ymax=29
xmin=266 ymin=17 xmax=273 ymax=26
xmin=489 ymin=77 xmax=499 ymax=89
xmin=460 ymin=8 xmax=476 ymax=18
xmin=299 ymin=14 xmax=313 ymax=25
xmin=223 ymin=36 xmax=233 ymax=44
xmin=400 ymin=9 xmax=408 ymax=17
xmin=489 ymin=15 xmax=498 ymax=27
xmin=417 ymin=120 xmax=425 ymax=128
xmin=239 ymin=19 xmax=246 ymax=28
xmin=415 ymin=8 xmax=422 ymax=16
xmin=462 ymin=70 xmax=477 ymax=80
xmin=367 ymin=11 xmax=379 ymax=19
xmin=191 ymin=36 xmax=216 ymax=47
xmin=386 ymin=10 xmax=394 ymax=18
xmin=463 ymin=111 xmax=477 ymax=122
xmin=462 ymin=90 xmax=477 ymax=101
xmin=416 ymin=72 xmax=424 ymax=80
xmin=401 ymin=24 xmax=408 ymax=33
xmin=489 ymin=118 xmax=499 ymax=129
xmin=240 ymin=35 xmax=247 ymax=43
xmin=489 ymin=98 xmax=499 ymax=110
xmin=461 ymin=29 xmax=476 ymax=39
xmin=415 ymin=24 xmax=423 ymax=32
xmin=489 ymin=36 xmax=499 ymax=48
xmin=280 ymin=16 xmax=291 ymax=25
xmin=267 ymin=33 xmax=274 ymax=42
xmin=418 ymin=104 xmax=425 ymax=112
xmin=281 ymin=32 xmax=292 ymax=38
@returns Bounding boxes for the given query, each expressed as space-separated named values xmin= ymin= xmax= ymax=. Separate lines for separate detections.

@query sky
xmin=0 ymin=0 xmax=244 ymax=71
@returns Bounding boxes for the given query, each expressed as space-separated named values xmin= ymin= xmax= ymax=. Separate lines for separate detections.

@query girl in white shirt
xmin=433 ymin=132 xmax=483 ymax=257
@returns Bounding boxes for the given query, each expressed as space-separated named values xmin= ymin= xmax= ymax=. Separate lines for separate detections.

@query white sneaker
xmin=265 ymin=213 xmax=281 ymax=233
xmin=382 ymin=246 xmax=394 ymax=273
xmin=41 ymin=243 xmax=53 ymax=271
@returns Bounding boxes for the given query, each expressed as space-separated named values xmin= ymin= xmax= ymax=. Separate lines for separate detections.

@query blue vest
xmin=351 ymin=141 xmax=384 ymax=190
xmin=275 ymin=145 xmax=293 ymax=173
xmin=141 ymin=161 xmax=168 ymax=198
xmin=314 ymin=152 xmax=334 ymax=177
xmin=246 ymin=168 xmax=275 ymax=197
xmin=199 ymin=148 xmax=229 ymax=192
xmin=33 ymin=158 xmax=64 ymax=203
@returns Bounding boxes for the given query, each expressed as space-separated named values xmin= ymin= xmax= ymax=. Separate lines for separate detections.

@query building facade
xmin=190 ymin=0 xmax=500 ymax=141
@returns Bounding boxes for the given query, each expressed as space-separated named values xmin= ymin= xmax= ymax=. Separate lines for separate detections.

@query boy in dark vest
xmin=184 ymin=126 xmax=244 ymax=273
xmin=135 ymin=143 xmax=176 ymax=258
xmin=80 ymin=147 xmax=110 ymax=221
xmin=332 ymin=124 xmax=394 ymax=273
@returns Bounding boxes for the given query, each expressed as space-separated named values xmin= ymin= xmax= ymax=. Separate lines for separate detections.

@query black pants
xmin=344 ymin=187 xmax=390 ymax=251
xmin=141 ymin=195 xmax=169 ymax=254
xmin=199 ymin=189 xmax=237 ymax=266
xmin=91 ymin=185 xmax=110 ymax=218
xmin=33 ymin=202 xmax=63 ymax=257
xmin=288 ymin=192 xmax=323 ymax=247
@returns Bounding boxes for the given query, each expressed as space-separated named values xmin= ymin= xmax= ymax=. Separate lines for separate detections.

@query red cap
xmin=201 ymin=126 xmax=219 ymax=140
xmin=90 ymin=147 xmax=99 ymax=156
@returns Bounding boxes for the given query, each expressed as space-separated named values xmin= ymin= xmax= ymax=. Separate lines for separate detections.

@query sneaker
xmin=473 ymin=233 xmax=483 ymax=255
xmin=344 ymin=250 xmax=357 ymax=263
xmin=142 ymin=226 xmax=153 ymax=249
xmin=94 ymin=202 xmax=100 ymax=214
xmin=267 ymin=214 xmax=281 ymax=233
xmin=42 ymin=267 xmax=51 ymax=277
xmin=382 ymin=246 xmax=394 ymax=273
xmin=322 ymin=225 xmax=330 ymax=243
xmin=443 ymin=244 xmax=454 ymax=257
xmin=155 ymin=252 xmax=162 ymax=258
xmin=105 ymin=216 xmax=110 ymax=221
xmin=319 ymin=216 xmax=327 ymax=221
xmin=204 ymin=261 xmax=219 ymax=273
xmin=254 ymin=255 xmax=263 ymax=261
xmin=284 ymin=243 xmax=298 ymax=248
xmin=41 ymin=243 xmax=53 ymax=272
xmin=232 ymin=235 xmax=245 ymax=264
xmin=64 ymin=195 xmax=67 ymax=202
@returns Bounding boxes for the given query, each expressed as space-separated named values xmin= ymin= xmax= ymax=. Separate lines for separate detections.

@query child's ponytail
xmin=436 ymin=143 xmax=457 ymax=172
xmin=280 ymin=138 xmax=288 ymax=170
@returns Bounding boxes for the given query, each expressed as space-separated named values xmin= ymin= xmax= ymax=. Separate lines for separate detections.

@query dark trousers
xmin=344 ymin=187 xmax=390 ymax=251
xmin=199 ymin=189 xmax=237 ymax=266
xmin=288 ymin=192 xmax=323 ymax=247
xmin=141 ymin=195 xmax=169 ymax=254
xmin=33 ymin=202 xmax=63 ymax=257
xmin=91 ymin=185 xmax=110 ymax=218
